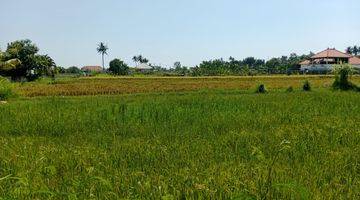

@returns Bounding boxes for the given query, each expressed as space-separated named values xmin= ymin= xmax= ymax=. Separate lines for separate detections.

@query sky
xmin=0 ymin=0 xmax=359 ymax=68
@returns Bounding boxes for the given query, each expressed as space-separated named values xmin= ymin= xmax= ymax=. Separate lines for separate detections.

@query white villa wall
xmin=301 ymin=64 xmax=360 ymax=72
xmin=300 ymin=64 xmax=333 ymax=72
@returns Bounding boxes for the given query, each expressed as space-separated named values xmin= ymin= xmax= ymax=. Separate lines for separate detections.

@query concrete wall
xmin=301 ymin=64 xmax=360 ymax=72
xmin=300 ymin=64 xmax=332 ymax=72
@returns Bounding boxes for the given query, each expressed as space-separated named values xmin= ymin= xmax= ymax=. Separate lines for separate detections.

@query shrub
xmin=109 ymin=59 xmax=129 ymax=75
xmin=0 ymin=76 xmax=16 ymax=100
xmin=303 ymin=80 xmax=311 ymax=91
xmin=332 ymin=64 xmax=358 ymax=91
xmin=256 ymin=84 xmax=267 ymax=93
xmin=286 ymin=86 xmax=294 ymax=92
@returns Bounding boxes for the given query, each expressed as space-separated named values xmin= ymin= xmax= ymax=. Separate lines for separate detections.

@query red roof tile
xmin=311 ymin=48 xmax=352 ymax=59
xmin=299 ymin=60 xmax=310 ymax=65
xmin=81 ymin=66 xmax=103 ymax=72
xmin=349 ymin=56 xmax=360 ymax=65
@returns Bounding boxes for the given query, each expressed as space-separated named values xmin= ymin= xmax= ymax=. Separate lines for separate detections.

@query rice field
xmin=0 ymin=76 xmax=360 ymax=199
xmin=16 ymin=75 xmax=360 ymax=97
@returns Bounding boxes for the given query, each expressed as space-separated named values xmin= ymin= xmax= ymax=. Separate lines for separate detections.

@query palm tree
xmin=132 ymin=56 xmax=139 ymax=66
xmin=138 ymin=55 xmax=143 ymax=64
xmin=140 ymin=57 xmax=149 ymax=64
xmin=132 ymin=55 xmax=148 ymax=65
xmin=353 ymin=45 xmax=359 ymax=56
xmin=346 ymin=46 xmax=353 ymax=55
xmin=97 ymin=42 xmax=108 ymax=71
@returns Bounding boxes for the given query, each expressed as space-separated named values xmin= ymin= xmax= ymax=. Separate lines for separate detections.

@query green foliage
xmin=346 ymin=45 xmax=359 ymax=56
xmin=332 ymin=64 xmax=358 ymax=91
xmin=97 ymin=42 xmax=108 ymax=70
xmin=286 ymin=86 xmax=294 ymax=92
xmin=66 ymin=66 xmax=82 ymax=74
xmin=0 ymin=91 xmax=359 ymax=199
xmin=303 ymin=80 xmax=311 ymax=91
xmin=109 ymin=59 xmax=129 ymax=75
xmin=187 ymin=52 xmax=314 ymax=76
xmin=0 ymin=76 xmax=16 ymax=100
xmin=0 ymin=39 xmax=56 ymax=80
xmin=0 ymin=50 xmax=21 ymax=72
xmin=30 ymin=54 xmax=57 ymax=80
xmin=256 ymin=84 xmax=267 ymax=93
xmin=172 ymin=62 xmax=189 ymax=76
xmin=133 ymin=55 xmax=149 ymax=64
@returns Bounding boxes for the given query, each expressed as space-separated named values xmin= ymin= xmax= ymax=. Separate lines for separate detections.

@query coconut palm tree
xmin=140 ymin=57 xmax=149 ymax=64
xmin=137 ymin=55 xmax=143 ymax=64
xmin=346 ymin=46 xmax=353 ymax=55
xmin=132 ymin=56 xmax=139 ymax=66
xmin=97 ymin=42 xmax=108 ymax=71
xmin=353 ymin=45 xmax=359 ymax=56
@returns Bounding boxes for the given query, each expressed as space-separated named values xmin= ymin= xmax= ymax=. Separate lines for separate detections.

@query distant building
xmin=349 ymin=56 xmax=360 ymax=68
xmin=300 ymin=48 xmax=360 ymax=72
xmin=134 ymin=63 xmax=153 ymax=72
xmin=81 ymin=66 xmax=103 ymax=73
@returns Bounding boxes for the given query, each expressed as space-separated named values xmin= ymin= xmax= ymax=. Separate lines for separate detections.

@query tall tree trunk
xmin=102 ymin=53 xmax=105 ymax=71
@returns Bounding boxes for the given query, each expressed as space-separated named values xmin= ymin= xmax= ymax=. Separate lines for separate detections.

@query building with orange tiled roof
xmin=300 ymin=48 xmax=360 ymax=72
xmin=81 ymin=66 xmax=103 ymax=72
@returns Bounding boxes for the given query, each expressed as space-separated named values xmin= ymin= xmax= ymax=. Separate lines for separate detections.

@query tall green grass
xmin=0 ymin=91 xmax=359 ymax=199
xmin=0 ymin=76 xmax=16 ymax=101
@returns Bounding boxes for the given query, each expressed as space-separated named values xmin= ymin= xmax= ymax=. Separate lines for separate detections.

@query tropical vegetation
xmin=109 ymin=58 xmax=129 ymax=75
xmin=0 ymin=85 xmax=359 ymax=199
xmin=97 ymin=42 xmax=109 ymax=71
xmin=0 ymin=40 xmax=56 ymax=81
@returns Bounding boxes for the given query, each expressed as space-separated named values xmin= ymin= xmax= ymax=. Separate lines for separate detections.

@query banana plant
xmin=0 ymin=52 xmax=21 ymax=71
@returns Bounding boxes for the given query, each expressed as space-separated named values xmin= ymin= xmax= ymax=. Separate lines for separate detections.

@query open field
xmin=16 ymin=75 xmax=360 ymax=97
xmin=1 ymin=75 xmax=360 ymax=199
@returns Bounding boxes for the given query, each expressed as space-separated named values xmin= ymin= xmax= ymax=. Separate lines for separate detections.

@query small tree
xmin=256 ymin=84 xmax=267 ymax=93
xmin=303 ymin=80 xmax=311 ymax=91
xmin=0 ymin=76 xmax=16 ymax=101
xmin=66 ymin=66 xmax=82 ymax=74
xmin=109 ymin=59 xmax=129 ymax=75
xmin=332 ymin=64 xmax=358 ymax=91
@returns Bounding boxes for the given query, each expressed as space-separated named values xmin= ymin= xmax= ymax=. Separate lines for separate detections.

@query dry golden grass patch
xmin=16 ymin=75 xmax=360 ymax=97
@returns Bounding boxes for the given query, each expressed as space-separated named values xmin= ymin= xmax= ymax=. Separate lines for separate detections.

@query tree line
xmin=188 ymin=53 xmax=314 ymax=76
xmin=346 ymin=45 xmax=360 ymax=56
xmin=58 ymin=52 xmax=315 ymax=77
xmin=2 ymin=39 xmax=359 ymax=80
xmin=105 ymin=53 xmax=315 ymax=76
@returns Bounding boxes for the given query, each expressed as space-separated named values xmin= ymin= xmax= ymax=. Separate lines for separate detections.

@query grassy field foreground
xmin=0 ymin=90 xmax=359 ymax=199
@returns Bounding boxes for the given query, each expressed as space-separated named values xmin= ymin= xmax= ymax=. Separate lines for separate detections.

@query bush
xmin=332 ymin=64 xmax=358 ymax=91
xmin=65 ymin=66 xmax=82 ymax=74
xmin=256 ymin=84 xmax=267 ymax=93
xmin=303 ymin=80 xmax=311 ymax=91
xmin=286 ymin=86 xmax=294 ymax=92
xmin=0 ymin=76 xmax=16 ymax=100
xmin=109 ymin=59 xmax=129 ymax=75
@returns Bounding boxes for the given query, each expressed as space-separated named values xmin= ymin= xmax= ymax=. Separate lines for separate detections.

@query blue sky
xmin=0 ymin=0 xmax=359 ymax=68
